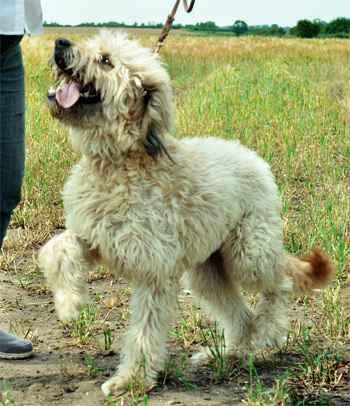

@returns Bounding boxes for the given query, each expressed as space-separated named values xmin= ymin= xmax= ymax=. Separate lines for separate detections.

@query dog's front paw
xmin=102 ymin=376 xmax=130 ymax=397
xmin=102 ymin=374 xmax=156 ymax=397
xmin=55 ymin=288 xmax=84 ymax=322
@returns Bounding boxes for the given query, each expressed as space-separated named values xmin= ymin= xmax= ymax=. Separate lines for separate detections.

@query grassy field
xmin=1 ymin=32 xmax=350 ymax=405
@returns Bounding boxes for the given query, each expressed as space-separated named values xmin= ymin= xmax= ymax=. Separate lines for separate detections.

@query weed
xmin=72 ymin=293 xmax=101 ymax=346
xmin=169 ymin=302 xmax=206 ymax=349
xmin=10 ymin=263 xmax=34 ymax=288
xmin=58 ymin=353 xmax=102 ymax=378
xmin=243 ymin=361 xmax=290 ymax=405
xmin=61 ymin=292 xmax=121 ymax=352
xmin=278 ymin=320 xmax=304 ymax=358
xmin=286 ymin=325 xmax=347 ymax=401
xmin=58 ymin=356 xmax=86 ymax=378
xmin=119 ymin=356 xmax=152 ymax=401
xmin=316 ymin=285 xmax=350 ymax=339
xmin=86 ymin=265 xmax=113 ymax=282
xmin=100 ymin=281 xmax=131 ymax=310
xmin=294 ymin=349 xmax=343 ymax=390
xmin=104 ymin=329 xmax=113 ymax=351
xmin=85 ymin=353 xmax=103 ymax=377
xmin=103 ymin=394 xmax=149 ymax=406
xmin=8 ymin=320 xmax=19 ymax=337
xmin=200 ymin=322 xmax=241 ymax=381
xmin=101 ymin=397 xmax=117 ymax=406
xmin=8 ymin=320 xmax=33 ymax=341
xmin=160 ymin=354 xmax=196 ymax=388
xmin=0 ymin=380 xmax=16 ymax=406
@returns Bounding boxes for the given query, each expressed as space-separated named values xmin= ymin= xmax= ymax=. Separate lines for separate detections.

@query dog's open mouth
xmin=47 ymin=37 xmax=103 ymax=111
xmin=48 ymin=81 xmax=101 ymax=109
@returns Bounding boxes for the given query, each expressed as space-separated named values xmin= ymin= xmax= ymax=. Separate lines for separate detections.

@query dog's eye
xmin=100 ymin=56 xmax=113 ymax=67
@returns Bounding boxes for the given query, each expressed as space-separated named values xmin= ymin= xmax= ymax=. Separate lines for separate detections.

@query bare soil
xmin=1 ymin=235 xmax=350 ymax=406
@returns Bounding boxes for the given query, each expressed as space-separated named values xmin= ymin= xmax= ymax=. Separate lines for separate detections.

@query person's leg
xmin=0 ymin=36 xmax=26 ymax=248
xmin=0 ymin=36 xmax=33 ymax=358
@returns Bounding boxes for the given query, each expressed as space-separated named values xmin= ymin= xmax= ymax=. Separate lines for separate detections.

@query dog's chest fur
xmin=61 ymin=137 xmax=280 ymax=280
xmin=61 ymin=152 xmax=235 ymax=278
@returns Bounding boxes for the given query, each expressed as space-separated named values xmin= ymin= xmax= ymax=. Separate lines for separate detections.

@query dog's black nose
xmin=54 ymin=38 xmax=72 ymax=71
xmin=55 ymin=38 xmax=71 ymax=49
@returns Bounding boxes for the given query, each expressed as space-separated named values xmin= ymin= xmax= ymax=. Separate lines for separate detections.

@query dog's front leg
xmin=102 ymin=277 xmax=179 ymax=397
xmin=39 ymin=229 xmax=99 ymax=322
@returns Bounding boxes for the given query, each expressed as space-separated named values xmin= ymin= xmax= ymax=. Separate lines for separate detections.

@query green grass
xmin=160 ymin=354 xmax=197 ymax=388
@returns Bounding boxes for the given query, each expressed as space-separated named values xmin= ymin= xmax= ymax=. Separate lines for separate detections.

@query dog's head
xmin=47 ymin=30 xmax=175 ymax=159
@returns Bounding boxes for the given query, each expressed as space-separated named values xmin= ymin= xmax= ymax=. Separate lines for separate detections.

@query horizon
xmin=43 ymin=18 xmax=346 ymax=30
xmin=40 ymin=0 xmax=349 ymax=29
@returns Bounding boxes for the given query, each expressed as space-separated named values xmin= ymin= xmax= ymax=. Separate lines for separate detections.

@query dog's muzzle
xmin=54 ymin=37 xmax=72 ymax=71
xmin=48 ymin=37 xmax=101 ymax=110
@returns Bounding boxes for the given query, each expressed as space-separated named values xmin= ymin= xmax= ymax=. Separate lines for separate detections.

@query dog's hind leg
xmin=253 ymin=275 xmax=292 ymax=348
xmin=39 ymin=229 xmax=100 ymax=322
xmin=101 ymin=277 xmax=179 ymax=397
xmin=185 ymin=251 xmax=254 ymax=364
xmin=221 ymin=214 xmax=293 ymax=349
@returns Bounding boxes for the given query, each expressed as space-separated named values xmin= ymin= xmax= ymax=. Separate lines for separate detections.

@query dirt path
xmin=1 ymin=249 xmax=350 ymax=406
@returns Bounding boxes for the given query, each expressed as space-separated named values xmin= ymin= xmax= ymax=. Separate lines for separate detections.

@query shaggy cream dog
xmin=39 ymin=30 xmax=334 ymax=396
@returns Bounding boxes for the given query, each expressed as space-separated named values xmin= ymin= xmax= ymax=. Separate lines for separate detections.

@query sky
xmin=40 ymin=0 xmax=349 ymax=28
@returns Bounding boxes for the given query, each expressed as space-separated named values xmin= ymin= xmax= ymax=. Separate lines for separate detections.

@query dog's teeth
xmin=48 ymin=86 xmax=56 ymax=94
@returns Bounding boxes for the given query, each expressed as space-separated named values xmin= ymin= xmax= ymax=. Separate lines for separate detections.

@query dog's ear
xmin=143 ymin=123 xmax=166 ymax=160
xmin=140 ymin=81 xmax=175 ymax=161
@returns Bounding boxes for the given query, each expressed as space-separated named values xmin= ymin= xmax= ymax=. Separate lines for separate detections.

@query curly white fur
xmin=39 ymin=30 xmax=334 ymax=396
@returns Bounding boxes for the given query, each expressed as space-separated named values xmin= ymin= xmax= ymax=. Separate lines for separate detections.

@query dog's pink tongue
xmin=56 ymin=83 xmax=81 ymax=108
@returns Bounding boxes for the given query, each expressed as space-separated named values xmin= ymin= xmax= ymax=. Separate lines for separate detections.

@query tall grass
xmin=2 ymin=32 xmax=349 ymax=404
xmin=18 ymin=34 xmax=350 ymax=266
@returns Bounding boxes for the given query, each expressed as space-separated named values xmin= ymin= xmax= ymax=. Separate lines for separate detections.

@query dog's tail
xmin=286 ymin=248 xmax=334 ymax=297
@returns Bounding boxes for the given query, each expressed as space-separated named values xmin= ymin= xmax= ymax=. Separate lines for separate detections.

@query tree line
xmin=43 ymin=17 xmax=350 ymax=39
xmin=192 ymin=18 xmax=349 ymax=38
